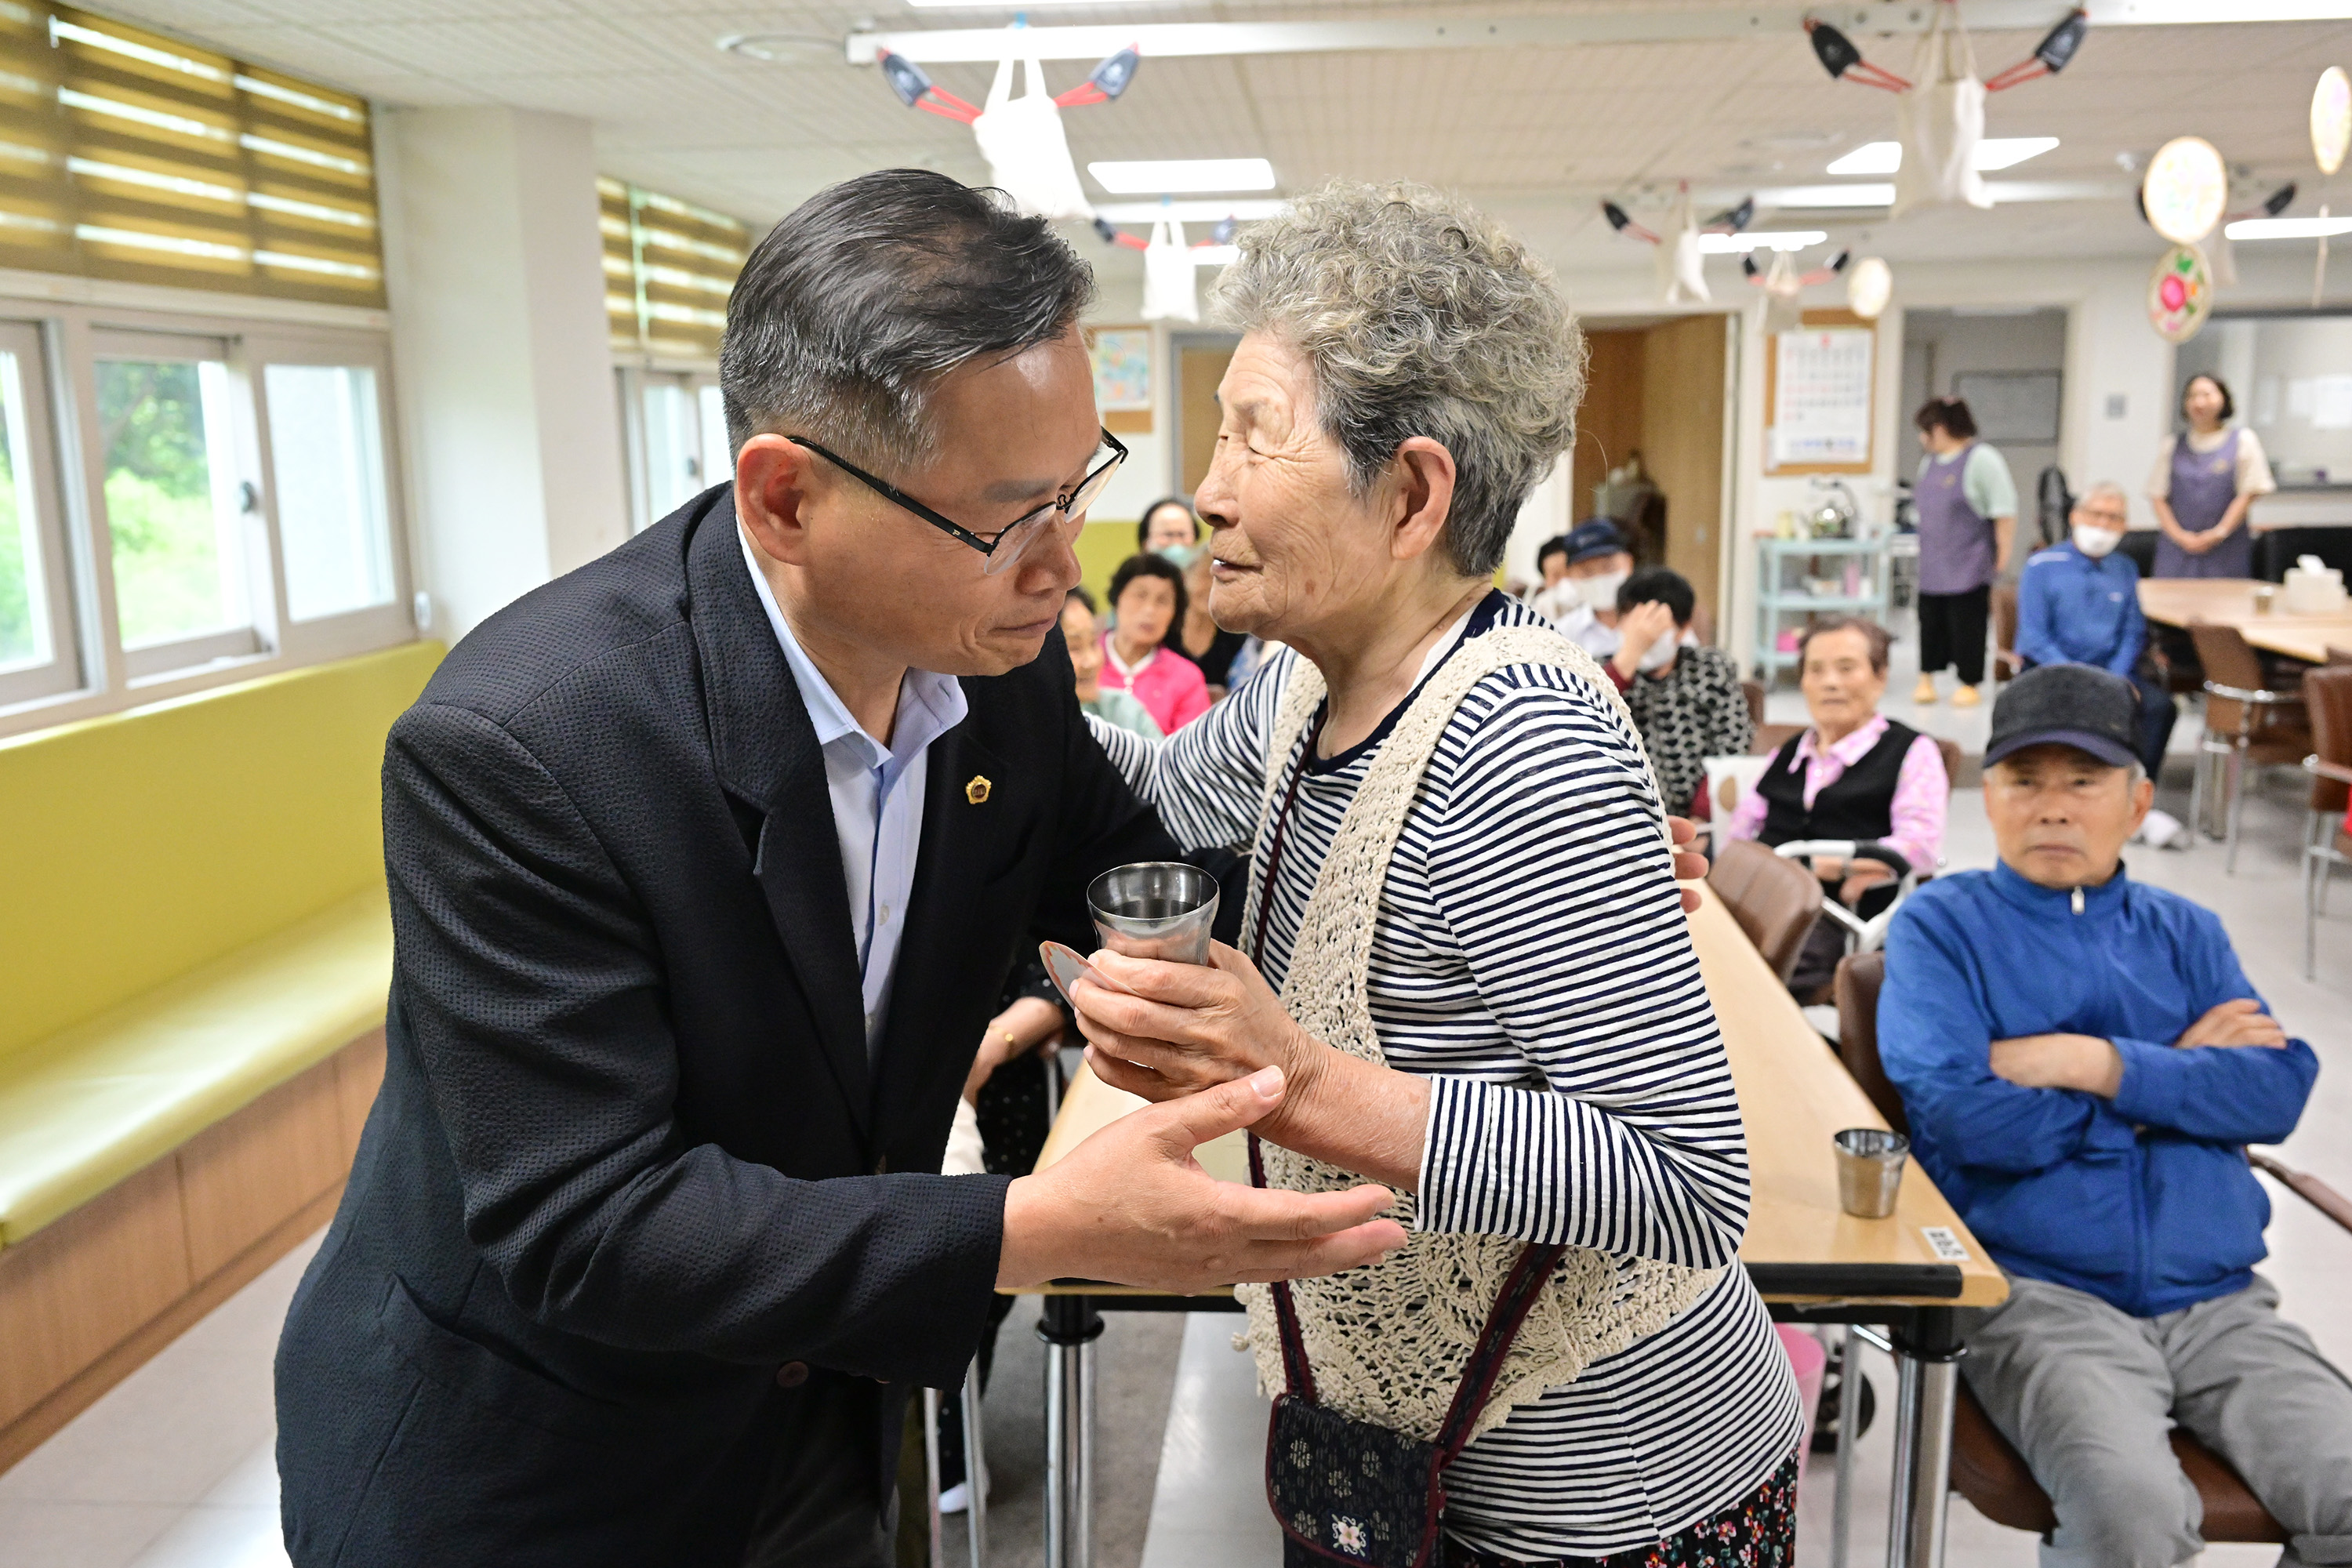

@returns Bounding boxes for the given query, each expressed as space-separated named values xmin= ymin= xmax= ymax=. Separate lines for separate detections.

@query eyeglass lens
xmin=981 ymin=447 xmax=1123 ymax=576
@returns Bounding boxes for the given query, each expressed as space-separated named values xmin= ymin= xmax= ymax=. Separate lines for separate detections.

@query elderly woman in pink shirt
xmin=1722 ymin=615 xmax=1947 ymax=996
xmin=1099 ymin=552 xmax=1213 ymax=732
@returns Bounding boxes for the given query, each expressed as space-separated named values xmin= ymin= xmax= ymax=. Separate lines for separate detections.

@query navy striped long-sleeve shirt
xmin=1088 ymin=594 xmax=1801 ymax=1555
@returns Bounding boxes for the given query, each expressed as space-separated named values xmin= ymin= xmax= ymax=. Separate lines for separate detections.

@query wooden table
xmin=2136 ymin=577 xmax=2352 ymax=664
xmin=1018 ymin=884 xmax=2002 ymax=1568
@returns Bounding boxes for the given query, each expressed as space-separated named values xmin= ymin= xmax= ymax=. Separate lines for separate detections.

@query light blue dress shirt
xmin=740 ymin=533 xmax=968 ymax=1056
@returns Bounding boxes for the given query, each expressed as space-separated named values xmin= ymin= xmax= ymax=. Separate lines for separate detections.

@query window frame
xmin=617 ymin=363 xmax=721 ymax=535
xmin=0 ymin=318 xmax=85 ymax=708
xmin=0 ymin=285 xmax=412 ymax=739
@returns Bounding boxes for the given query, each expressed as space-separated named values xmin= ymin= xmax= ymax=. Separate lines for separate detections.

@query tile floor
xmin=4 ymin=626 xmax=2346 ymax=1568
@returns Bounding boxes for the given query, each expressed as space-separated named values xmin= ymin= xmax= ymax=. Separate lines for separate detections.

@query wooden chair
xmin=2188 ymin=623 xmax=2314 ymax=872
xmin=2303 ymin=666 xmax=2352 ymax=978
xmin=1991 ymin=583 xmax=2024 ymax=684
xmin=1740 ymin=677 xmax=1766 ymax=730
xmin=1832 ymin=950 xmax=2350 ymax=1543
xmin=1705 ymin=839 xmax=1824 ymax=984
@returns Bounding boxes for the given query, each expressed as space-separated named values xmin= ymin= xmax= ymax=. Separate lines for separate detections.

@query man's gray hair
xmin=1211 ymin=180 xmax=1586 ymax=577
xmin=720 ymin=169 xmax=1094 ymax=471
xmin=2078 ymin=481 xmax=2129 ymax=509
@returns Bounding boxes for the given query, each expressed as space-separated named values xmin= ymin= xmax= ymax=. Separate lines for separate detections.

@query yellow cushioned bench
xmin=0 ymin=641 xmax=439 ymax=1471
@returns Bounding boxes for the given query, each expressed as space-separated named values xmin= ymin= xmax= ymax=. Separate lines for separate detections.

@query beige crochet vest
xmin=1234 ymin=624 xmax=1722 ymax=1443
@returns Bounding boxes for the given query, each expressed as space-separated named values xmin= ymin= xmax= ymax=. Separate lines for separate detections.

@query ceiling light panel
xmin=1826 ymin=137 xmax=2059 ymax=176
xmin=2226 ymin=215 xmax=2352 ymax=239
xmin=1088 ymin=158 xmax=1276 ymax=194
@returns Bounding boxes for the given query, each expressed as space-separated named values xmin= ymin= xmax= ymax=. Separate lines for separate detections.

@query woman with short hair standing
xmin=1070 ymin=180 xmax=1801 ymax=1565
xmin=1911 ymin=395 xmax=2017 ymax=709
xmin=2150 ymin=372 xmax=2277 ymax=579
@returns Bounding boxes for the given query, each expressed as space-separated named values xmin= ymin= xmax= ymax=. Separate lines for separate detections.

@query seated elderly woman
xmin=1719 ymin=615 xmax=1948 ymax=998
xmin=1069 ymin=182 xmax=1801 ymax=1564
xmin=1099 ymin=551 xmax=1213 ymax=732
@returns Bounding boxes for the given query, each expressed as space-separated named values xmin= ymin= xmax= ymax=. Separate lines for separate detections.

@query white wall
xmin=379 ymin=106 xmax=629 ymax=644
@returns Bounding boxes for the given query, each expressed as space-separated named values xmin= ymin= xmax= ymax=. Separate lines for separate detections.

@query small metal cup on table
xmin=1834 ymin=1128 xmax=1909 ymax=1219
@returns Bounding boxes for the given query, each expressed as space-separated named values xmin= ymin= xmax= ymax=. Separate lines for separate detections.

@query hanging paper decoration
xmin=2147 ymin=245 xmax=2213 ymax=343
xmin=2315 ymin=67 xmax=2351 ymax=175
xmin=1600 ymin=188 xmax=1752 ymax=306
xmin=1142 ymin=216 xmax=1200 ymax=323
xmin=1806 ymin=5 xmax=2086 ymax=220
xmin=1847 ymin=256 xmax=1894 ymax=319
xmin=1745 ymin=245 xmax=1852 ymax=333
xmin=2142 ymin=136 xmax=2227 ymax=245
xmin=876 ymin=35 xmax=1141 ymax=222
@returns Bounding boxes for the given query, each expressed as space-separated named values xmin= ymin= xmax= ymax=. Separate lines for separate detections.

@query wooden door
xmin=1641 ymin=315 xmax=1731 ymax=634
xmin=1572 ymin=329 xmax=1648 ymax=524
xmin=1177 ymin=339 xmax=1236 ymax=495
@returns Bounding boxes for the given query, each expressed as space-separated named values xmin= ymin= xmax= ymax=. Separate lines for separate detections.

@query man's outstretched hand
xmin=996 ymin=1065 xmax=1406 ymax=1294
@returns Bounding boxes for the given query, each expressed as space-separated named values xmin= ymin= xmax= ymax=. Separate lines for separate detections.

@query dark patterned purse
xmin=1253 ymin=1135 xmax=1566 ymax=1568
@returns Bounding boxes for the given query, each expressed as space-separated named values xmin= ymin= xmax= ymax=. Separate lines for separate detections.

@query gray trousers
xmin=1964 ymin=1274 xmax=2352 ymax=1567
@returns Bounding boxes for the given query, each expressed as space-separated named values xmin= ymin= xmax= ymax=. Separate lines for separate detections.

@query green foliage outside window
xmin=0 ymin=439 xmax=29 ymax=667
xmin=98 ymin=361 xmax=231 ymax=647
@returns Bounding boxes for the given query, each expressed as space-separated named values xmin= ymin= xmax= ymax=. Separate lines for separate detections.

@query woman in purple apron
xmin=1911 ymin=397 xmax=2016 ymax=707
xmin=2150 ymin=373 xmax=2274 ymax=579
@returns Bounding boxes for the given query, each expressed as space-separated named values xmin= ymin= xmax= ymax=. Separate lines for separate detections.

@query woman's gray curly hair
xmin=1211 ymin=180 xmax=1586 ymax=577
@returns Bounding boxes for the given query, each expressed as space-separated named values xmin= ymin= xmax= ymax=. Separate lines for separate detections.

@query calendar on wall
xmin=1766 ymin=311 xmax=1877 ymax=474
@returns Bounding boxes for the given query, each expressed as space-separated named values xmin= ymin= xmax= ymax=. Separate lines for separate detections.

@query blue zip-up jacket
xmin=1879 ymin=862 xmax=2318 ymax=1317
xmin=2016 ymin=540 xmax=2144 ymax=675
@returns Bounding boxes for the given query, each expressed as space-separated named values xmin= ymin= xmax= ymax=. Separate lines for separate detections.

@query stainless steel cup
xmin=1833 ymin=1128 xmax=1908 ymax=1219
xmin=1087 ymin=862 xmax=1219 ymax=966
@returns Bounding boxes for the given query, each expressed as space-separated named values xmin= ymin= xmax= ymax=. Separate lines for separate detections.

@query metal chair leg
xmin=924 ymin=1387 xmax=946 ymax=1568
xmin=2189 ymin=741 xmax=2209 ymax=840
xmin=962 ymin=1358 xmax=988 ymax=1568
xmin=2310 ymin=848 xmax=2324 ymax=981
xmin=2225 ymin=744 xmax=2248 ymax=873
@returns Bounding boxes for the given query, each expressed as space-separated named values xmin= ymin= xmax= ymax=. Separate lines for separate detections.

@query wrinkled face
xmin=1144 ymin=503 xmax=1200 ymax=551
xmin=1194 ymin=332 xmax=1402 ymax=642
xmin=1800 ymin=626 xmax=1886 ymax=730
xmin=1114 ymin=574 xmax=1177 ymax=648
xmin=735 ymin=326 xmax=1098 ymax=677
xmin=1986 ymin=743 xmax=2152 ymax=888
xmin=1062 ymin=598 xmax=1102 ymax=693
xmin=2183 ymin=376 xmax=2227 ymax=430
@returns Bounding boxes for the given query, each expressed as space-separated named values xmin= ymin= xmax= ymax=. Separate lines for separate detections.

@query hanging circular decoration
xmin=1846 ymin=256 xmax=1893 ymax=319
xmin=2147 ymin=245 xmax=2214 ymax=343
xmin=2142 ymin=136 xmax=2228 ymax=245
xmin=2314 ymin=67 xmax=2351 ymax=175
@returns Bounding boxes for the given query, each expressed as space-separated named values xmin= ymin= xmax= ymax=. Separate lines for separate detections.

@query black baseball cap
xmin=1984 ymin=663 xmax=2139 ymax=769
xmin=1564 ymin=518 xmax=1629 ymax=566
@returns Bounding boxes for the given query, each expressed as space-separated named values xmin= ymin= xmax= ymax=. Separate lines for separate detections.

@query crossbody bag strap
xmin=1428 ymin=1242 xmax=1570 ymax=1468
xmin=1249 ymin=1134 xmax=1320 ymax=1403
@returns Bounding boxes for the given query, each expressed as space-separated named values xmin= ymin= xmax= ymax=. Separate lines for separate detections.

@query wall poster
xmin=1767 ymin=318 xmax=1876 ymax=474
xmin=1087 ymin=325 xmax=1155 ymax=434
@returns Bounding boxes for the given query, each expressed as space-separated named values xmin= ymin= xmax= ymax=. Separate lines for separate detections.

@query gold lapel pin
xmin=965 ymin=775 xmax=992 ymax=805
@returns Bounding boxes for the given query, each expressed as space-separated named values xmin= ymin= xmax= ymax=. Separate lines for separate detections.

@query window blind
xmin=601 ymin=176 xmax=747 ymax=361
xmin=0 ymin=3 xmax=382 ymax=307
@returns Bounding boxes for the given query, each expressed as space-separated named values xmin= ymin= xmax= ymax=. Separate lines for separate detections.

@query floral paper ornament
xmin=2147 ymin=245 xmax=2213 ymax=343
xmin=2142 ymin=137 xmax=2227 ymax=246
xmin=2315 ymin=67 xmax=2350 ymax=176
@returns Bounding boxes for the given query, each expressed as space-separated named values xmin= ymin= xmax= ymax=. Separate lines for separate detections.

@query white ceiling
xmin=100 ymin=0 xmax=2352 ymax=271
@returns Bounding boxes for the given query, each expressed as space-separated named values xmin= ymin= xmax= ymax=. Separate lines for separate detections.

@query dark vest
xmin=1757 ymin=718 xmax=1920 ymax=846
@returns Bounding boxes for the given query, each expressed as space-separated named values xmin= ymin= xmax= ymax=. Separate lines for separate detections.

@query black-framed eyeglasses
xmin=787 ymin=428 xmax=1128 ymax=577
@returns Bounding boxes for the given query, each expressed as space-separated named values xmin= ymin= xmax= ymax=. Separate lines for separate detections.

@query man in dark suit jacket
xmin=274 ymin=169 xmax=1404 ymax=1568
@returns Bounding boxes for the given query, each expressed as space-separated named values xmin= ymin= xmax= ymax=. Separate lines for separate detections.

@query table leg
xmin=961 ymin=1357 xmax=987 ymax=1568
xmin=1886 ymin=1311 xmax=1963 ymax=1568
xmin=1832 ymin=1326 xmax=1861 ymax=1568
xmin=1039 ymin=1295 xmax=1103 ymax=1568
xmin=923 ymin=1386 xmax=946 ymax=1568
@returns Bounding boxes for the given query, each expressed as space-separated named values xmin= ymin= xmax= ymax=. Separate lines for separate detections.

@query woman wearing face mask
xmin=2149 ymin=373 xmax=2276 ymax=580
xmin=1170 ymin=540 xmax=1250 ymax=692
xmin=1099 ymin=552 xmax=1212 ymax=732
xmin=2014 ymin=483 xmax=2183 ymax=842
xmin=1604 ymin=567 xmax=1753 ymax=816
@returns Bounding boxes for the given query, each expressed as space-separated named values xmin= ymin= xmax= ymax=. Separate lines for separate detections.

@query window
xmin=619 ymin=367 xmax=725 ymax=532
xmin=0 ymin=321 xmax=74 ymax=707
xmin=699 ymin=382 xmax=731 ymax=494
xmin=263 ymin=361 xmax=392 ymax=621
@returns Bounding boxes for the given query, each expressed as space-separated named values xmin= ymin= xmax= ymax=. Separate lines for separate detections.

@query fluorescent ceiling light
xmin=1756 ymin=183 xmax=1898 ymax=208
xmin=1094 ymin=198 xmax=1287 ymax=223
xmin=907 ymin=0 xmax=1148 ymax=6
xmin=1826 ymin=137 xmax=2058 ymax=176
xmin=1697 ymin=230 xmax=1828 ymax=254
xmin=1088 ymin=158 xmax=1275 ymax=194
xmin=2227 ymin=215 xmax=2352 ymax=239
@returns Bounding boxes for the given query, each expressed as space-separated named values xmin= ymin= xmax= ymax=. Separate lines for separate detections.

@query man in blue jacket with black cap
xmin=1880 ymin=663 xmax=2348 ymax=1567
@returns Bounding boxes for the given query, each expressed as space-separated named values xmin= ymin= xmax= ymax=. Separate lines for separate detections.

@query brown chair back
xmin=1831 ymin=951 xmax=1907 ymax=1134
xmin=2307 ymin=666 xmax=2352 ymax=816
xmin=1991 ymin=584 xmax=2020 ymax=682
xmin=2329 ymin=645 xmax=2352 ymax=666
xmin=1740 ymin=678 xmax=1766 ymax=728
xmin=1753 ymin=721 xmax=1806 ymax=757
xmin=1706 ymin=839 xmax=1823 ymax=984
xmin=1934 ymin=737 xmax=1965 ymax=796
xmin=2190 ymin=622 xmax=2269 ymax=736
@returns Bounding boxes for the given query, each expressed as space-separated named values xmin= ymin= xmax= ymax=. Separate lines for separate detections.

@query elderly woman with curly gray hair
xmin=1069 ymin=182 xmax=1802 ymax=1566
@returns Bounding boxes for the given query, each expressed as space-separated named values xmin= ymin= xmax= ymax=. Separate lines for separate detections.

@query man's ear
xmin=735 ymin=434 xmax=825 ymax=566
xmin=2126 ymin=771 xmax=2156 ymax=836
xmin=1385 ymin=437 xmax=1458 ymax=564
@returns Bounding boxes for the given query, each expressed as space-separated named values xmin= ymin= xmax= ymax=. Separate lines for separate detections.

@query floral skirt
xmin=1433 ymin=1450 xmax=1798 ymax=1568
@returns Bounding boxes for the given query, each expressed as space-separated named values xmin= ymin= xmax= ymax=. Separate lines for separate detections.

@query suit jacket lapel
xmin=686 ymin=500 xmax=873 ymax=1133
xmin=870 ymin=721 xmax=1016 ymax=1154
